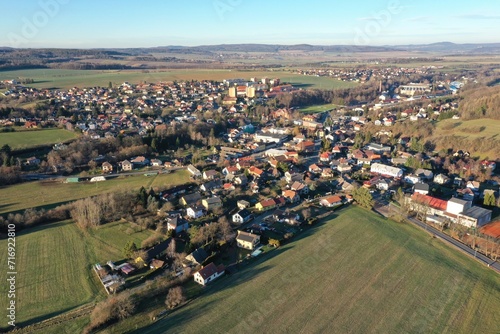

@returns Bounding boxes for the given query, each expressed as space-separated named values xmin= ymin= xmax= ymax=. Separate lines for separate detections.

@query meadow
xmin=0 ymin=219 xmax=156 ymax=328
xmin=0 ymin=169 xmax=190 ymax=214
xmin=0 ymin=68 xmax=358 ymax=90
xmin=114 ymin=206 xmax=500 ymax=334
xmin=0 ymin=128 xmax=78 ymax=150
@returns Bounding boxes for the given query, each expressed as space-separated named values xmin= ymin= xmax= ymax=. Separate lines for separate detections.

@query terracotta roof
xmin=411 ymin=193 xmax=447 ymax=211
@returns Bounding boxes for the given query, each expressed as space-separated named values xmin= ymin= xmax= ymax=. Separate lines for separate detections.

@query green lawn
xmin=299 ymin=103 xmax=340 ymax=113
xmin=435 ymin=118 xmax=500 ymax=139
xmin=121 ymin=206 xmax=500 ymax=334
xmin=0 ymin=169 xmax=190 ymax=214
xmin=0 ymin=219 xmax=157 ymax=329
xmin=87 ymin=220 xmax=156 ymax=263
xmin=0 ymin=69 xmax=359 ymax=90
xmin=0 ymin=220 xmax=101 ymax=327
xmin=0 ymin=128 xmax=78 ymax=150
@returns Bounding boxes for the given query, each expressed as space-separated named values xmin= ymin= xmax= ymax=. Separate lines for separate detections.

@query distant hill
xmin=391 ymin=42 xmax=500 ymax=54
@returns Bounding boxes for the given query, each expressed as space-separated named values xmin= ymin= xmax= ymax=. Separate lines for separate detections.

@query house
xmin=274 ymin=196 xmax=286 ymax=207
xmin=187 ymin=164 xmax=202 ymax=178
xmin=135 ymin=238 xmax=172 ymax=265
xmin=456 ymin=187 xmax=475 ymax=201
xmin=222 ymin=166 xmax=239 ymax=175
xmin=319 ymin=151 xmax=332 ymax=162
xmin=255 ymin=198 xmax=276 ymax=211
xmin=291 ymin=181 xmax=309 ymax=195
xmin=234 ymin=174 xmax=248 ymax=185
xmin=248 ymin=166 xmax=264 ymax=178
xmin=320 ymin=195 xmax=342 ymax=207
xmin=309 ymin=164 xmax=322 ymax=174
xmin=415 ymin=168 xmax=433 ymax=180
xmin=433 ymin=173 xmax=449 ymax=185
xmin=200 ymin=180 xmax=222 ymax=193
xmin=185 ymin=248 xmax=208 ymax=266
xmin=321 ymin=168 xmax=334 ymax=178
xmin=282 ymin=190 xmax=300 ymax=203
xmin=194 ymin=262 xmax=225 ymax=286
xmin=203 ymin=170 xmax=219 ymax=180
xmin=404 ymin=174 xmax=421 ymax=185
xmin=166 ymin=216 xmax=189 ymax=233
xmin=337 ymin=163 xmax=352 ymax=173
xmin=202 ymin=196 xmax=222 ymax=211
xmin=187 ymin=205 xmax=205 ymax=219
xmin=179 ymin=192 xmax=202 ymax=206
xmin=237 ymin=200 xmax=251 ymax=210
xmin=280 ymin=212 xmax=301 ymax=226
xmin=150 ymin=259 xmax=165 ymax=270
xmin=223 ymin=183 xmax=235 ymax=191
xmin=232 ymin=209 xmax=253 ymax=224
xmin=414 ymin=183 xmax=430 ymax=195
xmin=236 ymin=231 xmax=260 ymax=250
xmin=151 ymin=159 xmax=163 ymax=167
xmin=102 ymin=162 xmax=113 ymax=173
xmin=121 ymin=160 xmax=133 ymax=171
xmin=130 ymin=156 xmax=149 ymax=166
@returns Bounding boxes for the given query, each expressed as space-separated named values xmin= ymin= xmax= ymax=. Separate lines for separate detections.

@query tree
xmin=352 ymin=187 xmax=374 ymax=209
xmin=484 ymin=192 xmax=496 ymax=207
xmin=165 ymin=286 xmax=186 ymax=309
xmin=123 ymin=240 xmax=138 ymax=259
xmin=268 ymin=239 xmax=281 ymax=247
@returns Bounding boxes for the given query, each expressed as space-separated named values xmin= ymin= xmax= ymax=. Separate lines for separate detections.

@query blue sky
xmin=1 ymin=0 xmax=499 ymax=48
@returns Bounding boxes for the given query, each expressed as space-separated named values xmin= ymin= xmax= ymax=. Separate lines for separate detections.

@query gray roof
xmin=237 ymin=231 xmax=259 ymax=243
xmin=414 ymin=183 xmax=429 ymax=191
xmin=448 ymin=197 xmax=470 ymax=206
xmin=461 ymin=206 xmax=492 ymax=219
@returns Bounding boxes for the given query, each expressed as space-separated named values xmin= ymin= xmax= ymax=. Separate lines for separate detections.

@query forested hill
xmin=459 ymin=85 xmax=500 ymax=120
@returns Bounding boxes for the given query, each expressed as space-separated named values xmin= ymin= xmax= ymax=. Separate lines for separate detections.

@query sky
xmin=1 ymin=0 xmax=500 ymax=48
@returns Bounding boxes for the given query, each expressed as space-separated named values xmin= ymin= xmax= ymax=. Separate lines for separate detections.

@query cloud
xmin=407 ymin=16 xmax=431 ymax=22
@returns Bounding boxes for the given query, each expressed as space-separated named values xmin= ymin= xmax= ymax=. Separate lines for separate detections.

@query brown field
xmin=481 ymin=221 xmax=500 ymax=239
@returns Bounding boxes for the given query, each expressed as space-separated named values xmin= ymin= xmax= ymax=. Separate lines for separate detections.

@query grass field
xmin=87 ymin=220 xmax=156 ymax=263
xmin=0 ymin=220 xmax=100 ymax=326
xmin=0 ymin=128 xmax=78 ymax=150
xmin=0 ymin=69 xmax=358 ymax=90
xmin=299 ymin=103 xmax=341 ymax=113
xmin=113 ymin=206 xmax=500 ymax=334
xmin=0 ymin=219 xmax=156 ymax=328
xmin=0 ymin=169 xmax=190 ymax=214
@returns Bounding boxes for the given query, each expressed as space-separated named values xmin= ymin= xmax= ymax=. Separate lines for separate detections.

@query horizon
xmin=2 ymin=0 xmax=500 ymax=48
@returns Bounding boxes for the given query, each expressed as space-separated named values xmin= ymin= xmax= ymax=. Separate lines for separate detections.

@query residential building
xmin=187 ymin=164 xmax=202 ymax=178
xmin=370 ymin=163 xmax=403 ymax=178
xmin=166 ymin=216 xmax=189 ymax=234
xmin=320 ymin=195 xmax=342 ymax=207
xmin=202 ymin=196 xmax=222 ymax=211
xmin=194 ymin=262 xmax=225 ymax=286
xmin=186 ymin=205 xmax=205 ymax=219
xmin=121 ymin=160 xmax=133 ymax=171
xmin=255 ymin=198 xmax=276 ymax=211
xmin=236 ymin=231 xmax=260 ymax=250
xmin=102 ymin=162 xmax=113 ymax=173
xmin=232 ymin=209 xmax=253 ymax=224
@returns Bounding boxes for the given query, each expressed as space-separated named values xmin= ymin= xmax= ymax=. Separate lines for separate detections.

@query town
xmin=1 ymin=60 xmax=500 ymax=332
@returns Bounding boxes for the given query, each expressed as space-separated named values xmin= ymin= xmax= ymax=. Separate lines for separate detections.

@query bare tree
xmin=165 ymin=286 xmax=186 ymax=309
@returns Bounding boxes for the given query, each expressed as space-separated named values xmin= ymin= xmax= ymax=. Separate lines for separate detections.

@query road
xmin=407 ymin=216 xmax=500 ymax=273
xmin=373 ymin=201 xmax=500 ymax=273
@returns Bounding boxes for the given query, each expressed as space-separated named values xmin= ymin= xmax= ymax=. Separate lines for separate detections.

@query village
xmin=1 ymin=70 xmax=499 ymax=321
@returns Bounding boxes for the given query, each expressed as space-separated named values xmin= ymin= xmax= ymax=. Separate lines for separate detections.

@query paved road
xmin=407 ymin=216 xmax=500 ymax=273
xmin=374 ymin=201 xmax=500 ymax=273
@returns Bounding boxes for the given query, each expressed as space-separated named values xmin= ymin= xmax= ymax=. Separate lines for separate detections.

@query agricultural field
xmin=0 ymin=220 xmax=101 ymax=327
xmin=0 ymin=169 xmax=190 ymax=214
xmin=0 ymin=128 xmax=79 ymax=150
xmin=111 ymin=206 xmax=500 ymax=334
xmin=0 ymin=219 xmax=156 ymax=329
xmin=0 ymin=68 xmax=358 ymax=90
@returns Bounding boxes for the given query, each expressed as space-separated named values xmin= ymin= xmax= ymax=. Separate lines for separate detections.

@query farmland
xmin=0 ymin=219 xmax=156 ymax=329
xmin=0 ymin=68 xmax=358 ymax=90
xmin=0 ymin=220 xmax=100 ymax=326
xmin=117 ymin=206 xmax=500 ymax=334
xmin=0 ymin=128 xmax=78 ymax=150
xmin=0 ymin=169 xmax=190 ymax=214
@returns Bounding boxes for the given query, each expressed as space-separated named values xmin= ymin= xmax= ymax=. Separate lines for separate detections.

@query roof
xmin=145 ymin=238 xmax=172 ymax=259
xmin=204 ymin=196 xmax=222 ymax=204
xmin=323 ymin=195 xmax=342 ymax=204
xmin=461 ymin=206 xmax=492 ymax=219
xmin=197 ymin=262 xmax=225 ymax=279
xmin=235 ymin=209 xmax=252 ymax=219
xmin=187 ymin=248 xmax=208 ymax=264
xmin=237 ymin=231 xmax=260 ymax=243
xmin=181 ymin=192 xmax=202 ymax=204
xmin=411 ymin=193 xmax=447 ymax=211
xmin=167 ymin=216 xmax=188 ymax=228
xmin=414 ymin=183 xmax=429 ymax=191
xmin=448 ymin=197 xmax=470 ymax=206
xmin=283 ymin=190 xmax=298 ymax=199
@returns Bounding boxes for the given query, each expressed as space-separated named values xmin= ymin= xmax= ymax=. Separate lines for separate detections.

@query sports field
xmin=481 ymin=221 xmax=500 ymax=239
xmin=0 ymin=128 xmax=78 ymax=150
xmin=126 ymin=206 xmax=500 ymax=334
xmin=0 ymin=69 xmax=358 ymax=90
xmin=0 ymin=169 xmax=190 ymax=214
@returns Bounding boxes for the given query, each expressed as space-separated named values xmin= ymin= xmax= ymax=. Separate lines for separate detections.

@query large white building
xmin=370 ymin=163 xmax=403 ymax=178
xmin=399 ymin=83 xmax=431 ymax=96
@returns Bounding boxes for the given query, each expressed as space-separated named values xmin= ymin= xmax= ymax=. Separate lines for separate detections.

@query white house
xmin=404 ymin=174 xmax=421 ymax=185
xmin=194 ymin=262 xmax=225 ymax=286
xmin=232 ymin=209 xmax=253 ymax=224
xmin=186 ymin=205 xmax=205 ymax=219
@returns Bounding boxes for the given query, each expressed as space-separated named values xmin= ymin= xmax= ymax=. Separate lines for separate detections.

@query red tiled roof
xmin=411 ymin=193 xmax=447 ymax=211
